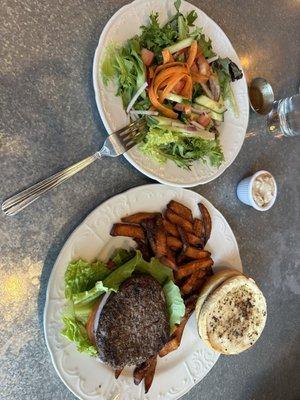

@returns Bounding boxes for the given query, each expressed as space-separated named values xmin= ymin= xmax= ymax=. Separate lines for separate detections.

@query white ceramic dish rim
xmin=92 ymin=0 xmax=249 ymax=187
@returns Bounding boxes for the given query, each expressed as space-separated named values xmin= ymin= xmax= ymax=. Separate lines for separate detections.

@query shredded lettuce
xmin=64 ymin=259 xmax=111 ymax=300
xmin=139 ymin=125 xmax=224 ymax=169
xmin=163 ymin=280 xmax=186 ymax=333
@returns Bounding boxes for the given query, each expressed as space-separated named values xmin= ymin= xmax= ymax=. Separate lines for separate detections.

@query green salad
xmin=61 ymin=249 xmax=185 ymax=356
xmin=101 ymin=0 xmax=243 ymax=169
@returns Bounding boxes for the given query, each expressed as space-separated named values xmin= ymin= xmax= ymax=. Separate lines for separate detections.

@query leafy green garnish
xmin=139 ymin=125 xmax=224 ymax=169
xmin=197 ymin=34 xmax=215 ymax=58
xmin=139 ymin=13 xmax=178 ymax=61
xmin=163 ymin=280 xmax=186 ymax=333
xmin=64 ymin=259 xmax=111 ymax=300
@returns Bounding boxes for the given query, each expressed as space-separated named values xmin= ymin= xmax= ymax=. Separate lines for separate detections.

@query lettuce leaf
xmin=101 ymin=39 xmax=146 ymax=108
xmin=72 ymin=281 xmax=109 ymax=306
xmin=163 ymin=280 xmax=186 ymax=333
xmin=64 ymin=259 xmax=111 ymax=299
xmin=136 ymin=257 xmax=173 ymax=285
xmin=103 ymin=251 xmax=143 ymax=291
xmin=73 ymin=300 xmax=98 ymax=325
xmin=61 ymin=315 xmax=98 ymax=356
xmin=62 ymin=250 xmax=182 ymax=356
xmin=139 ymin=125 xmax=224 ymax=169
xmin=212 ymin=58 xmax=243 ymax=117
xmin=111 ymin=248 xmax=135 ymax=267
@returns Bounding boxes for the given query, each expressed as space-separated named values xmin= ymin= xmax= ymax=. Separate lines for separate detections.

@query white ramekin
xmin=236 ymin=170 xmax=277 ymax=211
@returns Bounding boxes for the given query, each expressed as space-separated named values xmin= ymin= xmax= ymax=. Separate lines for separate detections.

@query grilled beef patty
xmin=95 ymin=274 xmax=169 ymax=369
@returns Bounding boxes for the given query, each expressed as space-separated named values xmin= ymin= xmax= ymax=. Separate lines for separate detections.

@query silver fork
xmin=2 ymin=118 xmax=147 ymax=216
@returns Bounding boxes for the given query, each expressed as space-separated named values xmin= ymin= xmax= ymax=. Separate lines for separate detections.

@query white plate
xmin=44 ymin=184 xmax=243 ymax=400
xmin=93 ymin=0 xmax=249 ymax=187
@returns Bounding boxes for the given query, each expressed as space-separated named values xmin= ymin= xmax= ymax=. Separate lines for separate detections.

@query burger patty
xmin=95 ymin=274 xmax=169 ymax=369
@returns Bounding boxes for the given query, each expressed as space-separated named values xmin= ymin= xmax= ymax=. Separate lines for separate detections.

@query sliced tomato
xmin=86 ymin=298 xmax=101 ymax=345
xmin=172 ymin=79 xmax=185 ymax=94
xmin=141 ymin=48 xmax=155 ymax=67
xmin=198 ymin=113 xmax=211 ymax=127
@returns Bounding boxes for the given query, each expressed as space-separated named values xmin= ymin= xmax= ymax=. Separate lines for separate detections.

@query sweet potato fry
xmin=198 ymin=203 xmax=212 ymax=244
xmin=181 ymin=269 xmax=208 ymax=295
xmin=166 ymin=236 xmax=182 ymax=250
xmin=155 ymin=218 xmax=167 ymax=258
xmin=159 ymin=336 xmax=180 ymax=357
xmin=177 ymin=258 xmax=213 ymax=279
xmin=184 ymin=247 xmax=211 ymax=260
xmin=133 ymin=362 xmax=149 ymax=385
xmin=121 ymin=212 xmax=161 ymax=224
xmin=167 ymin=200 xmax=193 ymax=222
xmin=178 ymin=226 xmax=189 ymax=253
xmin=193 ymin=218 xmax=203 ymax=237
xmin=110 ymin=223 xmax=145 ymax=240
xmin=141 ymin=219 xmax=157 ymax=254
xmin=144 ymin=356 xmax=157 ymax=393
xmin=165 ymin=209 xmax=194 ymax=233
xmin=115 ymin=368 xmax=123 ymax=379
xmin=159 ymin=297 xmax=196 ymax=357
xmin=160 ymin=248 xmax=177 ymax=270
xmin=186 ymin=232 xmax=202 ymax=246
xmin=163 ymin=219 xmax=180 ymax=237
xmin=135 ymin=239 xmax=152 ymax=261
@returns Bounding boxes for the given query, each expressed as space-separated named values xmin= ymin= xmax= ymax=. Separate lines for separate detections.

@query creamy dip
xmin=252 ymin=174 xmax=275 ymax=207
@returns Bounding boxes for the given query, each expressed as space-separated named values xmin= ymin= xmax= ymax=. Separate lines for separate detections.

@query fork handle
xmin=2 ymin=152 xmax=100 ymax=216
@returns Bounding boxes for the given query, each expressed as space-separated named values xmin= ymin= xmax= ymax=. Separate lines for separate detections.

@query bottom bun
xmin=198 ymin=275 xmax=267 ymax=355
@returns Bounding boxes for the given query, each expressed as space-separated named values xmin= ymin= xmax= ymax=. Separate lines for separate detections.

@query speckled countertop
xmin=0 ymin=0 xmax=299 ymax=399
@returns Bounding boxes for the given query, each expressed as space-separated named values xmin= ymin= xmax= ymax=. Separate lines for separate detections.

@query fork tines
xmin=116 ymin=117 xmax=147 ymax=149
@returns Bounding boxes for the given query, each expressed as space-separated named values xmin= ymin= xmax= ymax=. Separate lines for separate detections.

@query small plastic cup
xmin=236 ymin=170 xmax=277 ymax=211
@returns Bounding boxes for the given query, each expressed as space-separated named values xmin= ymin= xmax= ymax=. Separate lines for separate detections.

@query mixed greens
xmin=101 ymin=0 xmax=243 ymax=169
xmin=61 ymin=249 xmax=185 ymax=356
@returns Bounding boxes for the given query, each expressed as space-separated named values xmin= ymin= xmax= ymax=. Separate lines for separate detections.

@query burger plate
xmin=44 ymin=184 xmax=243 ymax=400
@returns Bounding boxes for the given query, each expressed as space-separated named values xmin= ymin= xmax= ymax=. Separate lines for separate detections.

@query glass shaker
xmin=267 ymin=94 xmax=300 ymax=137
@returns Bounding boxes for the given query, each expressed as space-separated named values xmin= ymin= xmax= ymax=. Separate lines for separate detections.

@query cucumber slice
xmin=192 ymin=104 xmax=224 ymax=122
xmin=194 ymin=95 xmax=227 ymax=113
xmin=152 ymin=116 xmax=186 ymax=128
xmin=166 ymin=37 xmax=194 ymax=54
xmin=165 ymin=93 xmax=189 ymax=103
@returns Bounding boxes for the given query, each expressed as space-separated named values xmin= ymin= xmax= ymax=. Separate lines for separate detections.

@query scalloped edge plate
xmin=44 ymin=184 xmax=243 ymax=400
xmin=93 ymin=0 xmax=249 ymax=187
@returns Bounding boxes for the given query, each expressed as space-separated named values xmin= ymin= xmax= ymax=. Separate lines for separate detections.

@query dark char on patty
xmin=95 ymin=274 xmax=169 ymax=369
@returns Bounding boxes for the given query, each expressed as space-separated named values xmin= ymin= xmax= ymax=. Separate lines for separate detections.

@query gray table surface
xmin=1 ymin=0 xmax=300 ymax=399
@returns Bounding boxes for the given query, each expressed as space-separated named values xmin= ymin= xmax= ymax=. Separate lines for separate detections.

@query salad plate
xmin=44 ymin=184 xmax=243 ymax=400
xmin=93 ymin=0 xmax=249 ymax=187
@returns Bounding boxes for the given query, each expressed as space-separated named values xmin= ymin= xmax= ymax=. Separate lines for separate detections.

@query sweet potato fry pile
xmin=110 ymin=199 xmax=214 ymax=392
